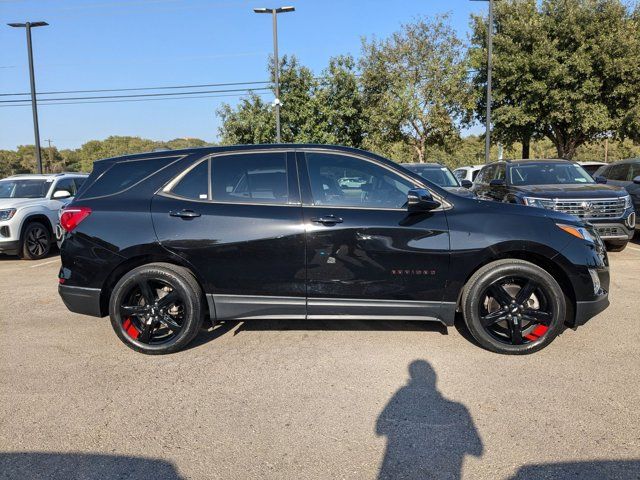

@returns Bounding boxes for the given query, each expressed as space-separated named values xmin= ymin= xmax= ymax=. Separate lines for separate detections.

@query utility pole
xmin=8 ymin=21 xmax=48 ymax=174
xmin=253 ymin=6 xmax=295 ymax=143
xmin=45 ymin=139 xmax=53 ymax=173
xmin=471 ymin=0 xmax=494 ymax=164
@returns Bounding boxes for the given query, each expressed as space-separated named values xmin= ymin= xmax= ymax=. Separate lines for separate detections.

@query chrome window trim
xmin=160 ymin=149 xmax=298 ymax=207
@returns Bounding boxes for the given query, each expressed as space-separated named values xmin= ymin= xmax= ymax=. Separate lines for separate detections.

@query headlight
xmin=556 ymin=223 xmax=595 ymax=243
xmin=522 ymin=196 xmax=555 ymax=209
xmin=622 ymin=195 xmax=632 ymax=209
xmin=0 ymin=209 xmax=16 ymax=221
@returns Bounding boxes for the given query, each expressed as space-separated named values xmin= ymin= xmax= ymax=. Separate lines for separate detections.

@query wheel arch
xmin=98 ymin=253 xmax=211 ymax=319
xmin=456 ymin=247 xmax=577 ymax=324
xmin=19 ymin=213 xmax=55 ymax=240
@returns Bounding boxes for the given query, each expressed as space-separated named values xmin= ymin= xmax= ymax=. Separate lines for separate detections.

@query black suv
xmin=593 ymin=158 xmax=640 ymax=220
xmin=58 ymin=145 xmax=609 ymax=355
xmin=472 ymin=159 xmax=635 ymax=251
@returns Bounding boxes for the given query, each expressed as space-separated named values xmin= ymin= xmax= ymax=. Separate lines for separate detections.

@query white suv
xmin=0 ymin=173 xmax=88 ymax=259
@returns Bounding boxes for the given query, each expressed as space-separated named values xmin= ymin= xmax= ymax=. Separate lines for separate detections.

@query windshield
xmin=509 ymin=163 xmax=594 ymax=186
xmin=0 ymin=179 xmax=51 ymax=199
xmin=405 ymin=165 xmax=459 ymax=187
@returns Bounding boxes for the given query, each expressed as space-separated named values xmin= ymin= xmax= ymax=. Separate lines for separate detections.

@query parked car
xmin=471 ymin=159 xmax=635 ymax=251
xmin=578 ymin=161 xmax=607 ymax=177
xmin=403 ymin=163 xmax=474 ymax=197
xmin=593 ymin=158 xmax=640 ymax=223
xmin=453 ymin=165 xmax=483 ymax=184
xmin=0 ymin=173 xmax=88 ymax=259
xmin=58 ymin=145 xmax=609 ymax=356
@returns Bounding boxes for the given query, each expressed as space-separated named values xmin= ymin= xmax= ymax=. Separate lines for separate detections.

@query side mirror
xmin=407 ymin=188 xmax=441 ymax=212
xmin=633 ymin=175 xmax=640 ymax=185
xmin=595 ymin=176 xmax=608 ymax=184
xmin=489 ymin=179 xmax=506 ymax=187
xmin=52 ymin=189 xmax=72 ymax=199
xmin=460 ymin=179 xmax=473 ymax=189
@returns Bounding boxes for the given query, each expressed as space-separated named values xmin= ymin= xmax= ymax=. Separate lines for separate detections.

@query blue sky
xmin=0 ymin=0 xmax=487 ymax=150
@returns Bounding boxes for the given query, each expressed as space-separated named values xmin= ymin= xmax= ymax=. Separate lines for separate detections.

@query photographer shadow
xmin=376 ymin=360 xmax=483 ymax=480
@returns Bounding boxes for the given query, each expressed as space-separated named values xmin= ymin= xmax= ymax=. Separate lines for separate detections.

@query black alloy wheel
xmin=462 ymin=259 xmax=566 ymax=354
xmin=21 ymin=222 xmax=51 ymax=260
xmin=109 ymin=263 xmax=204 ymax=354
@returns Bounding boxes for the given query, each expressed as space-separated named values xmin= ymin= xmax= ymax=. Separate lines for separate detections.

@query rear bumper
xmin=573 ymin=294 xmax=610 ymax=327
xmin=58 ymin=284 xmax=103 ymax=317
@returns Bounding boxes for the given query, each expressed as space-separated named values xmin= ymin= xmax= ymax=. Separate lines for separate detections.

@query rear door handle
xmin=169 ymin=209 xmax=201 ymax=219
xmin=311 ymin=215 xmax=343 ymax=226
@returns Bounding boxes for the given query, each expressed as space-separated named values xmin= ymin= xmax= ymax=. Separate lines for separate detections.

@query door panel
xmin=299 ymin=151 xmax=450 ymax=319
xmin=151 ymin=152 xmax=306 ymax=319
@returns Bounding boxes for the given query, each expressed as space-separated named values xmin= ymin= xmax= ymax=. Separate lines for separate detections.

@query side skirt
xmin=206 ymin=294 xmax=456 ymax=326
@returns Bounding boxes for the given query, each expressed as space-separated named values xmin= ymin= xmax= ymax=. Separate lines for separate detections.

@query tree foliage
xmin=471 ymin=0 xmax=640 ymax=159
xmin=360 ymin=15 xmax=474 ymax=162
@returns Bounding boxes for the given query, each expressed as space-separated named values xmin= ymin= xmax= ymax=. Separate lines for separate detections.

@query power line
xmin=0 ymin=79 xmax=272 ymax=97
xmin=0 ymin=91 xmax=270 ymax=108
xmin=0 ymin=86 xmax=272 ymax=104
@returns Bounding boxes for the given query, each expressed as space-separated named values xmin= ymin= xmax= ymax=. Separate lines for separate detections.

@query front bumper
xmin=589 ymin=213 xmax=635 ymax=241
xmin=58 ymin=284 xmax=103 ymax=317
xmin=574 ymin=294 xmax=610 ymax=327
xmin=0 ymin=240 xmax=20 ymax=255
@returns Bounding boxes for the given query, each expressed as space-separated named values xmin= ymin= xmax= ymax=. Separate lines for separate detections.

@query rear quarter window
xmin=79 ymin=156 xmax=180 ymax=199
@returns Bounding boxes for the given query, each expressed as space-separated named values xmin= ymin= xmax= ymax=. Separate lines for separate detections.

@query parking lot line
xmin=29 ymin=258 xmax=60 ymax=268
xmin=628 ymin=245 xmax=640 ymax=253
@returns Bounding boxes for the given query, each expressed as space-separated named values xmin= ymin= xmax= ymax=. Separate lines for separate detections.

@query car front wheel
xmin=108 ymin=263 xmax=204 ymax=354
xmin=462 ymin=259 xmax=566 ymax=355
xmin=20 ymin=222 xmax=51 ymax=260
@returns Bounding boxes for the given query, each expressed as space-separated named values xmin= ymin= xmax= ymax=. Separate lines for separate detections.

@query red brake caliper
xmin=122 ymin=317 xmax=140 ymax=340
xmin=524 ymin=325 xmax=548 ymax=342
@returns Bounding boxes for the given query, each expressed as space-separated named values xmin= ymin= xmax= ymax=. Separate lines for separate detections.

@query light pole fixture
xmin=471 ymin=0 xmax=494 ymax=164
xmin=253 ymin=6 xmax=295 ymax=144
xmin=8 ymin=21 xmax=49 ymax=174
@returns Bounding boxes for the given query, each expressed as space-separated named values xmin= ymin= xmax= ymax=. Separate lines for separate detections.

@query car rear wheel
xmin=604 ymin=240 xmax=628 ymax=252
xmin=20 ymin=222 xmax=51 ymax=260
xmin=462 ymin=259 xmax=566 ymax=355
xmin=108 ymin=263 xmax=204 ymax=354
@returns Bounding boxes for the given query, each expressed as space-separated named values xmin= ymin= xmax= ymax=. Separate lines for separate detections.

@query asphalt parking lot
xmin=1 ymin=239 xmax=639 ymax=480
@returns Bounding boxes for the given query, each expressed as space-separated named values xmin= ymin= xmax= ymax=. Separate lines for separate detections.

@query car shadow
xmin=0 ymin=452 xmax=183 ymax=480
xmin=376 ymin=359 xmax=483 ymax=479
xmin=0 ymin=250 xmax=60 ymax=262
xmin=507 ymin=460 xmax=640 ymax=480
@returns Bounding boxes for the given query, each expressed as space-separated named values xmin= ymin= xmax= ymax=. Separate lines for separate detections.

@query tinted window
xmin=471 ymin=169 xmax=480 ymax=181
xmin=629 ymin=162 xmax=640 ymax=179
xmin=53 ymin=178 xmax=75 ymax=196
xmin=406 ymin=165 xmax=458 ymax=187
xmin=306 ymin=153 xmax=416 ymax=209
xmin=171 ymin=160 xmax=209 ymax=200
xmin=476 ymin=165 xmax=495 ymax=184
xmin=608 ymin=163 xmax=631 ymax=181
xmin=453 ymin=169 xmax=466 ymax=182
xmin=81 ymin=157 xmax=172 ymax=199
xmin=508 ymin=162 xmax=593 ymax=185
xmin=73 ymin=178 xmax=86 ymax=191
xmin=211 ymin=153 xmax=288 ymax=204
xmin=494 ymin=164 xmax=506 ymax=181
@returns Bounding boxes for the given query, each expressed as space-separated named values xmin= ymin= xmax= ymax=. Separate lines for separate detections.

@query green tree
xmin=360 ymin=15 xmax=474 ymax=163
xmin=471 ymin=0 xmax=640 ymax=159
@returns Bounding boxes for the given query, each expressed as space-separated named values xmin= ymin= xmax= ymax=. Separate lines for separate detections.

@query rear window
xmin=80 ymin=157 xmax=177 ymax=199
xmin=170 ymin=160 xmax=209 ymax=200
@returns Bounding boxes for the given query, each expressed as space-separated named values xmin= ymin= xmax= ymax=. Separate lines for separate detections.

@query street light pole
xmin=8 ymin=21 xmax=48 ymax=174
xmin=254 ymin=6 xmax=295 ymax=144
xmin=485 ymin=0 xmax=494 ymax=164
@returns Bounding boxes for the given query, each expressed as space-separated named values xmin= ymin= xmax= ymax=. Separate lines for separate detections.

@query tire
xmin=20 ymin=222 xmax=51 ymax=260
xmin=108 ymin=263 xmax=204 ymax=354
xmin=461 ymin=259 xmax=566 ymax=355
xmin=605 ymin=241 xmax=628 ymax=252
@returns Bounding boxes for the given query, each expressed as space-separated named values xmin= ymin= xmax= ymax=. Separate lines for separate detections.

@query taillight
xmin=60 ymin=207 xmax=92 ymax=232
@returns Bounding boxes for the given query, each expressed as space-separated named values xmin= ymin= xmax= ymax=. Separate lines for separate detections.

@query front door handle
xmin=169 ymin=209 xmax=201 ymax=219
xmin=311 ymin=215 xmax=343 ymax=226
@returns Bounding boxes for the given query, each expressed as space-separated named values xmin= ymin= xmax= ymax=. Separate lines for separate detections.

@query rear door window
xmin=211 ymin=152 xmax=288 ymax=204
xmin=170 ymin=160 xmax=209 ymax=200
xmin=608 ymin=163 xmax=630 ymax=181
